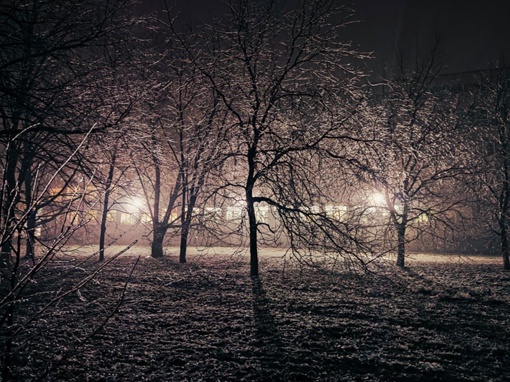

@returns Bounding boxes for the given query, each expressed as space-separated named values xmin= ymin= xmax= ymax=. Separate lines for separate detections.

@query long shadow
xmin=401 ymin=266 xmax=435 ymax=287
xmin=251 ymin=276 xmax=287 ymax=377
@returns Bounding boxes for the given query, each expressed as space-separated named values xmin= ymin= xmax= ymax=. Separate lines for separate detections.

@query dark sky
xmin=333 ymin=0 xmax=510 ymax=76
xmin=141 ymin=0 xmax=510 ymax=76
xmin=391 ymin=0 xmax=510 ymax=74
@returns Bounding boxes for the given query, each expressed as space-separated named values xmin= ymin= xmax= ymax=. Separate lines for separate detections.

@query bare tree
xmin=91 ymin=130 xmax=135 ymax=262
xmin=170 ymin=0 xmax=366 ymax=275
xmin=124 ymin=10 xmax=231 ymax=261
xmin=474 ymin=65 xmax=510 ymax=269
xmin=0 ymin=0 xmax=136 ymax=265
xmin=130 ymin=114 xmax=181 ymax=258
xmin=360 ymin=44 xmax=472 ymax=267
xmin=162 ymin=47 xmax=229 ymax=264
xmin=87 ymin=52 xmax=140 ymax=262
xmin=0 ymin=0 xmax=139 ymax=379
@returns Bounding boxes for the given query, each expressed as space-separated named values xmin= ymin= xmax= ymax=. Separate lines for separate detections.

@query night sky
xmin=141 ymin=0 xmax=510 ymax=76
xmin=393 ymin=0 xmax=510 ymax=74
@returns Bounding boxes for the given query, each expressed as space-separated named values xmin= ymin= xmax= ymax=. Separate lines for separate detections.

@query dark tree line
xmin=0 ymin=0 xmax=139 ymax=380
xmin=472 ymin=65 xmax=510 ymax=270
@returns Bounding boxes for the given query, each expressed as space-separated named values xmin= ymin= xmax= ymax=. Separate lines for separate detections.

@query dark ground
xmin=5 ymin=249 xmax=510 ymax=381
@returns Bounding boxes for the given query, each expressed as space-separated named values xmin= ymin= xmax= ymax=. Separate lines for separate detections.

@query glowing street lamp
xmin=371 ymin=192 xmax=386 ymax=207
xmin=126 ymin=196 xmax=145 ymax=213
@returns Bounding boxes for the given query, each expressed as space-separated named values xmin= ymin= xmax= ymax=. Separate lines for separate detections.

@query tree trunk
xmin=502 ymin=231 xmax=510 ymax=270
xmin=247 ymin=194 xmax=259 ymax=276
xmin=98 ymin=191 xmax=110 ymax=262
xmin=99 ymin=151 xmax=117 ymax=262
xmin=151 ymin=227 xmax=165 ymax=258
xmin=23 ymin=147 xmax=36 ymax=260
xmin=499 ymin=216 xmax=510 ymax=270
xmin=396 ymin=224 xmax=406 ymax=268
xmin=500 ymin=144 xmax=510 ymax=270
xmin=1 ymin=145 xmax=19 ymax=267
xmin=24 ymin=209 xmax=37 ymax=259
xmin=179 ymin=221 xmax=189 ymax=264
xmin=179 ymin=231 xmax=188 ymax=264
xmin=179 ymin=181 xmax=188 ymax=264
xmin=179 ymin=190 xmax=198 ymax=264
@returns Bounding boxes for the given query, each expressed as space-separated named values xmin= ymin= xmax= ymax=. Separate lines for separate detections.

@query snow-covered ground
xmin=8 ymin=248 xmax=509 ymax=381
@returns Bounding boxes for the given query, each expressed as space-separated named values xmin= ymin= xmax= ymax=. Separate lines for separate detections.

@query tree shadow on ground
xmin=251 ymin=275 xmax=288 ymax=379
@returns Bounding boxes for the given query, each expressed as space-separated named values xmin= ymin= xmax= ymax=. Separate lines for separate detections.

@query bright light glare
xmin=127 ymin=197 xmax=144 ymax=212
xmin=371 ymin=192 xmax=386 ymax=206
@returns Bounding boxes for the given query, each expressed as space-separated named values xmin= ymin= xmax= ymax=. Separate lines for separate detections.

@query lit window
xmin=120 ymin=212 xmax=137 ymax=225
xmin=226 ymin=206 xmax=243 ymax=221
